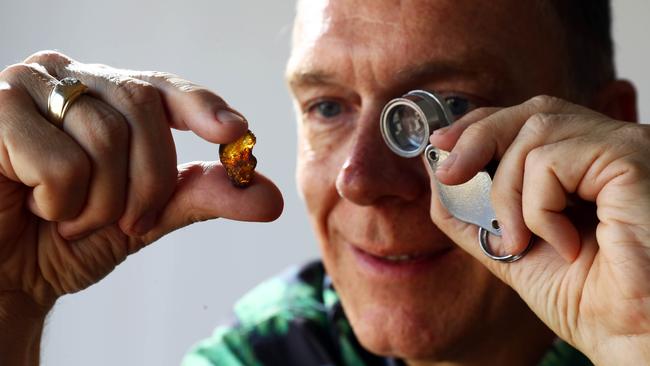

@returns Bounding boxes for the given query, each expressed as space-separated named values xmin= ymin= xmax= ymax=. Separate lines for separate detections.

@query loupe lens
xmin=380 ymin=90 xmax=453 ymax=158
xmin=386 ymin=105 xmax=427 ymax=153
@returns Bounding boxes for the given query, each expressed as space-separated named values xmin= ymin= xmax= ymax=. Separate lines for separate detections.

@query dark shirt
xmin=182 ymin=261 xmax=593 ymax=366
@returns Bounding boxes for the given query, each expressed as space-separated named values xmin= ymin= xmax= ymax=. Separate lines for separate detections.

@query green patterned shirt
xmin=182 ymin=261 xmax=592 ymax=366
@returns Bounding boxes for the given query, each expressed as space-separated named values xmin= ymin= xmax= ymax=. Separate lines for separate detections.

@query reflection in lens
xmin=388 ymin=105 xmax=426 ymax=153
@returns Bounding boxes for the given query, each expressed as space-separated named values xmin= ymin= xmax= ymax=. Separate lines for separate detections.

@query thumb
xmin=137 ymin=161 xmax=284 ymax=246
xmin=422 ymin=152 xmax=514 ymax=281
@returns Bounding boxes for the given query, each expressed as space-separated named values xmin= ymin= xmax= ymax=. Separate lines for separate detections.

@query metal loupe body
xmin=379 ymin=90 xmax=532 ymax=263
xmin=380 ymin=90 xmax=454 ymax=157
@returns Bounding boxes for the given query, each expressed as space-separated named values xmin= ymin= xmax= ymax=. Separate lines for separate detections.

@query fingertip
xmin=434 ymin=169 xmax=454 ymax=185
xmin=57 ymin=222 xmax=86 ymax=241
xmin=178 ymin=163 xmax=284 ymax=223
xmin=253 ymin=176 xmax=284 ymax=222
xmin=213 ymin=109 xmax=249 ymax=142
xmin=162 ymin=84 xmax=249 ymax=143
xmin=530 ymin=213 xmax=581 ymax=263
xmin=429 ymin=127 xmax=456 ymax=151
xmin=234 ymin=173 xmax=284 ymax=222
xmin=429 ymin=107 xmax=501 ymax=151
xmin=435 ymin=170 xmax=465 ymax=186
xmin=502 ymin=227 xmax=533 ymax=257
xmin=429 ymin=125 xmax=465 ymax=152
xmin=556 ymin=230 xmax=581 ymax=263
xmin=434 ymin=153 xmax=476 ymax=185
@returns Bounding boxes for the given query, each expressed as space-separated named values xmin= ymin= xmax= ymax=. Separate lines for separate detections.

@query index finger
xmin=24 ymin=51 xmax=248 ymax=144
xmin=434 ymin=95 xmax=591 ymax=185
xmin=133 ymin=70 xmax=249 ymax=143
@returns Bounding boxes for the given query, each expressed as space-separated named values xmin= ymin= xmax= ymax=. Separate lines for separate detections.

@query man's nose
xmin=335 ymin=110 xmax=426 ymax=206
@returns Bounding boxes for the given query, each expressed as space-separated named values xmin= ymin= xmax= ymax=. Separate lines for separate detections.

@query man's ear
xmin=590 ymin=79 xmax=638 ymax=123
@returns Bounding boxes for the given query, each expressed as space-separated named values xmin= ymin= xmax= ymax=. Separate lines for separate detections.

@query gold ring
xmin=47 ymin=77 xmax=88 ymax=128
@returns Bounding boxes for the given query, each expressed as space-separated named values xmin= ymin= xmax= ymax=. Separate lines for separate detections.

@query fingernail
xmin=216 ymin=110 xmax=246 ymax=125
xmin=132 ymin=211 xmax=158 ymax=235
xmin=433 ymin=126 xmax=450 ymax=136
xmin=437 ymin=153 xmax=457 ymax=172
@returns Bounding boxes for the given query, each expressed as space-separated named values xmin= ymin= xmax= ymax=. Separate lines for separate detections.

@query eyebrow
xmin=395 ymin=61 xmax=467 ymax=84
xmin=287 ymin=70 xmax=339 ymax=88
xmin=287 ymin=53 xmax=508 ymax=93
xmin=393 ymin=58 xmax=505 ymax=90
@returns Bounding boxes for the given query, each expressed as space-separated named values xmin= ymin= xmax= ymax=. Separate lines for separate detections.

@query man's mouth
xmin=348 ymin=242 xmax=456 ymax=279
xmin=369 ymin=252 xmax=430 ymax=263
xmin=383 ymin=254 xmax=418 ymax=262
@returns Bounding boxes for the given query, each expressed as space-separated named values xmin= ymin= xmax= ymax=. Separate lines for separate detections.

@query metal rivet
xmin=427 ymin=149 xmax=438 ymax=162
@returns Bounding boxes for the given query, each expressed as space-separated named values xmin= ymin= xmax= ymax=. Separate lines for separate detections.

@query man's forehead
xmin=292 ymin=0 xmax=539 ymax=43
xmin=288 ymin=0 xmax=562 ymax=99
xmin=293 ymin=0 xmax=435 ymax=49
xmin=291 ymin=2 xmax=518 ymax=76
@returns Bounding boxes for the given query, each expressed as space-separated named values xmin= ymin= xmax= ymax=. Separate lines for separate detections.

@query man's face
xmin=288 ymin=0 xmax=568 ymax=361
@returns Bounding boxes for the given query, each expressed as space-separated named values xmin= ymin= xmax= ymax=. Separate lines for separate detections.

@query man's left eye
xmin=444 ymin=96 xmax=476 ymax=118
xmin=311 ymin=100 xmax=343 ymax=119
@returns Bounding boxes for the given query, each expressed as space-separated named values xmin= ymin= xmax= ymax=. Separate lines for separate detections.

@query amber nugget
xmin=219 ymin=130 xmax=257 ymax=188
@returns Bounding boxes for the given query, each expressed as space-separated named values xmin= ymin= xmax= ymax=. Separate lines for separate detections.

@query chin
xmin=323 ymin=246 xmax=509 ymax=363
xmin=350 ymin=303 xmax=452 ymax=361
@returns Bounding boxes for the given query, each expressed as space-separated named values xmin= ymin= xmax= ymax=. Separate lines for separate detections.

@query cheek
xmin=296 ymin=133 xmax=346 ymax=236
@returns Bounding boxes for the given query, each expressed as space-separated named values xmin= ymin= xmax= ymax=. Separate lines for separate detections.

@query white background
xmin=0 ymin=1 xmax=648 ymax=365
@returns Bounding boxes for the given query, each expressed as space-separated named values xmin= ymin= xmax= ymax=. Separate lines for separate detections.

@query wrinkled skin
xmin=288 ymin=0 xmax=645 ymax=365
xmin=0 ymin=1 xmax=647 ymax=365
xmin=428 ymin=95 xmax=648 ymax=366
xmin=0 ymin=51 xmax=284 ymax=364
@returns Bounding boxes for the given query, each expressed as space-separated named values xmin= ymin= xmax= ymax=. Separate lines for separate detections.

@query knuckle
xmin=617 ymin=157 xmax=647 ymax=183
xmin=1 ymin=63 xmax=38 ymax=83
xmin=23 ymin=50 xmax=71 ymax=68
xmin=619 ymin=123 xmax=650 ymax=146
xmin=635 ymin=128 xmax=650 ymax=156
xmin=187 ymin=88 xmax=226 ymax=107
xmin=0 ymin=83 xmax=25 ymax=106
xmin=461 ymin=107 xmax=494 ymax=122
xmin=84 ymin=107 xmax=129 ymax=153
xmin=462 ymin=120 xmax=493 ymax=140
xmin=526 ymin=95 xmax=565 ymax=112
xmin=144 ymin=71 xmax=178 ymax=85
xmin=523 ymin=146 xmax=551 ymax=173
xmin=148 ymin=71 xmax=204 ymax=93
xmin=521 ymin=113 xmax=557 ymax=138
xmin=50 ymin=151 xmax=91 ymax=186
xmin=114 ymin=78 xmax=162 ymax=109
xmin=141 ymin=71 xmax=228 ymax=110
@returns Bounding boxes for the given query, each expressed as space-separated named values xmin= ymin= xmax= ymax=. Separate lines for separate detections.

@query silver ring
xmin=478 ymin=227 xmax=533 ymax=263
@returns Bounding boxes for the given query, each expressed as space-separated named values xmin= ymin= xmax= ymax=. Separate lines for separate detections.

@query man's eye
xmin=445 ymin=96 xmax=475 ymax=118
xmin=310 ymin=100 xmax=343 ymax=119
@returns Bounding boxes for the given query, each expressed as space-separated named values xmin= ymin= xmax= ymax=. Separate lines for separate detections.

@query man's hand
xmin=0 ymin=51 xmax=283 ymax=364
xmin=426 ymin=95 xmax=650 ymax=364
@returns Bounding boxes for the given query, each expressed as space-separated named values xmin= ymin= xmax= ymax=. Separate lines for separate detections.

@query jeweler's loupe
xmin=380 ymin=90 xmax=454 ymax=158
